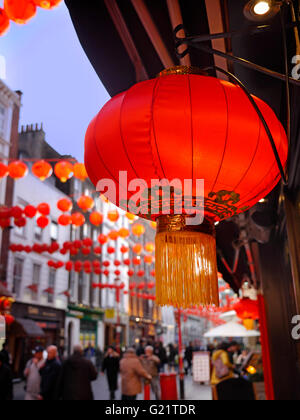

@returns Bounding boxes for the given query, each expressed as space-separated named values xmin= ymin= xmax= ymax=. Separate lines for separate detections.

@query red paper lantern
xmin=126 ymin=212 xmax=137 ymax=222
xmin=74 ymin=261 xmax=83 ymax=273
xmin=118 ymin=228 xmax=130 ymax=239
xmin=233 ymin=298 xmax=259 ymax=321
xmin=4 ymin=314 xmax=15 ymax=326
xmin=0 ymin=162 xmax=9 ymax=178
xmin=0 ymin=8 xmax=10 ymax=35
xmin=120 ymin=245 xmax=129 ymax=254
xmin=0 ymin=219 xmax=10 ymax=229
xmin=90 ymin=211 xmax=103 ymax=226
xmin=128 ymin=270 xmax=135 ymax=277
xmin=57 ymin=198 xmax=73 ymax=212
xmin=83 ymin=238 xmax=93 ymax=247
xmin=8 ymin=161 xmax=28 ymax=179
xmin=107 ymin=209 xmax=119 ymax=223
xmin=132 ymin=244 xmax=142 ymax=255
xmin=77 ymin=195 xmax=94 ymax=212
xmin=93 ymin=246 xmax=102 ymax=255
xmin=33 ymin=0 xmax=61 ymax=10
xmin=137 ymin=271 xmax=145 ymax=278
xmin=82 ymin=247 xmax=91 ymax=256
xmin=58 ymin=214 xmax=72 ymax=226
xmin=114 ymin=270 xmax=121 ymax=276
xmin=37 ymin=216 xmax=49 ymax=229
xmin=131 ymin=223 xmax=145 ymax=237
xmin=98 ymin=234 xmax=108 ymax=245
xmin=24 ymin=205 xmax=37 ymax=218
xmin=107 ymin=246 xmax=115 ymax=255
xmin=108 ymin=230 xmax=119 ymax=241
xmin=14 ymin=217 xmax=26 ymax=228
xmin=32 ymin=160 xmax=53 ymax=181
xmin=54 ymin=161 xmax=73 ymax=183
xmin=11 ymin=206 xmax=23 ymax=219
xmin=85 ymin=69 xmax=288 ymax=308
xmin=71 ymin=212 xmax=85 ymax=227
xmin=103 ymin=261 xmax=110 ymax=268
xmin=145 ymin=242 xmax=155 ymax=253
xmin=144 ymin=255 xmax=153 ymax=265
xmin=133 ymin=257 xmax=141 ymax=266
xmin=0 ymin=207 xmax=11 ymax=219
xmin=147 ymin=282 xmax=155 ymax=289
xmin=4 ymin=0 xmax=36 ymax=24
xmin=123 ymin=258 xmax=131 ymax=266
xmin=37 ymin=203 xmax=50 ymax=216
xmin=73 ymin=162 xmax=88 ymax=181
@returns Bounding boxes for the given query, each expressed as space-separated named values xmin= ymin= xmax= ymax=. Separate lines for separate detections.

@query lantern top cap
xmin=158 ymin=66 xmax=208 ymax=78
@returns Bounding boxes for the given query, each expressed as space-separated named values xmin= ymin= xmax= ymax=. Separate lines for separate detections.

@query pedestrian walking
xmin=140 ymin=346 xmax=160 ymax=400
xmin=40 ymin=346 xmax=62 ymax=401
xmin=154 ymin=342 xmax=167 ymax=372
xmin=167 ymin=344 xmax=177 ymax=372
xmin=0 ymin=353 xmax=13 ymax=401
xmin=136 ymin=339 xmax=146 ymax=357
xmin=184 ymin=342 xmax=194 ymax=375
xmin=102 ymin=347 xmax=120 ymax=400
xmin=0 ymin=342 xmax=11 ymax=367
xmin=211 ymin=342 xmax=235 ymax=386
xmin=120 ymin=348 xmax=151 ymax=401
xmin=58 ymin=345 xmax=98 ymax=400
xmin=24 ymin=346 xmax=45 ymax=401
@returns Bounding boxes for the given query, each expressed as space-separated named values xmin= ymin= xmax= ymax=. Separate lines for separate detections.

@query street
xmin=13 ymin=374 xmax=212 ymax=401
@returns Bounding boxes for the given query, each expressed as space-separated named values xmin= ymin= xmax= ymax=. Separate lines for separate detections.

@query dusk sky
xmin=0 ymin=2 xmax=110 ymax=161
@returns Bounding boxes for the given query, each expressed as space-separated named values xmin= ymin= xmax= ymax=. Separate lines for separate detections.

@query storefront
xmin=104 ymin=308 xmax=128 ymax=349
xmin=129 ymin=317 xmax=163 ymax=346
xmin=66 ymin=304 xmax=104 ymax=356
xmin=9 ymin=302 xmax=66 ymax=377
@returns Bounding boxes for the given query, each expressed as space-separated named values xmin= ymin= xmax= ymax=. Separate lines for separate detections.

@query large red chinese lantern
xmin=0 ymin=9 xmax=10 ymax=36
xmin=32 ymin=160 xmax=53 ymax=181
xmin=4 ymin=0 xmax=36 ymax=24
xmin=85 ymin=67 xmax=288 ymax=308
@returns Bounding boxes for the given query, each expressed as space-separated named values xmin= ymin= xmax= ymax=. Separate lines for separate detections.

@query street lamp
xmin=244 ymin=0 xmax=282 ymax=21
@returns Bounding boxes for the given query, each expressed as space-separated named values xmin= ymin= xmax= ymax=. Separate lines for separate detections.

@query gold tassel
xmin=155 ymin=215 xmax=219 ymax=309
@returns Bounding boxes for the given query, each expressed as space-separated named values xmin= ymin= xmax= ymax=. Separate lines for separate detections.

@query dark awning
xmin=14 ymin=318 xmax=46 ymax=338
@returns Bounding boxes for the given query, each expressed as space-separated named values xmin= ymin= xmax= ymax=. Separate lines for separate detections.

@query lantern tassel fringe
xmin=155 ymin=231 xmax=219 ymax=309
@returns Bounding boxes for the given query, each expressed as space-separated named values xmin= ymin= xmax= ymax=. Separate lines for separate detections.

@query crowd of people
xmin=0 ymin=338 xmax=251 ymax=401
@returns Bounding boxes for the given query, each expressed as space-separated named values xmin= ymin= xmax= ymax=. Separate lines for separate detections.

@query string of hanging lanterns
xmin=0 ymin=0 xmax=62 ymax=36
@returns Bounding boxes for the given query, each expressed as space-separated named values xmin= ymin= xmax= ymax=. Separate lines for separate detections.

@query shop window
xmin=78 ymin=273 xmax=84 ymax=304
xmin=12 ymin=257 xmax=23 ymax=298
xmin=50 ymin=221 xmax=59 ymax=242
xmin=69 ymin=271 xmax=76 ymax=302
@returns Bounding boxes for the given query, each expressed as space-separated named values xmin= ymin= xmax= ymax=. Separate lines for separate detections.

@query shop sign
xmin=105 ymin=309 xmax=115 ymax=321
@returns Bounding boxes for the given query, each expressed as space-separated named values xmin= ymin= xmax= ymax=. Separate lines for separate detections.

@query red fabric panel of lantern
xmin=233 ymin=298 xmax=259 ymax=320
xmin=0 ymin=8 xmax=10 ymax=35
xmin=85 ymin=74 xmax=288 ymax=222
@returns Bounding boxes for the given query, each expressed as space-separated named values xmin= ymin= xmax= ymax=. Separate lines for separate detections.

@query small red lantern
xmin=83 ymin=238 xmax=93 ymax=247
xmin=57 ymin=198 xmax=73 ymax=213
xmin=107 ymin=246 xmax=115 ymax=255
xmin=82 ymin=247 xmax=91 ymax=256
xmin=0 ymin=207 xmax=11 ymax=219
xmin=14 ymin=217 xmax=26 ymax=228
xmin=24 ymin=205 xmax=37 ymax=218
xmin=98 ymin=234 xmax=108 ymax=245
xmin=120 ymin=245 xmax=129 ymax=254
xmin=133 ymin=257 xmax=141 ymax=266
xmin=126 ymin=212 xmax=137 ymax=222
xmin=54 ymin=161 xmax=73 ymax=183
xmin=74 ymin=261 xmax=83 ymax=273
xmin=4 ymin=0 xmax=36 ymax=24
xmin=0 ymin=219 xmax=11 ymax=229
xmin=131 ymin=223 xmax=145 ymax=237
xmin=93 ymin=246 xmax=102 ymax=255
xmin=58 ymin=214 xmax=72 ymax=226
xmin=37 ymin=203 xmax=50 ymax=216
xmin=71 ymin=212 xmax=85 ymax=227
xmin=103 ymin=261 xmax=110 ymax=268
xmin=11 ymin=206 xmax=23 ymax=219
xmin=123 ymin=258 xmax=131 ymax=266
xmin=144 ymin=242 xmax=155 ymax=253
xmin=150 ymin=270 xmax=156 ymax=277
xmin=115 ymin=270 xmax=121 ymax=276
xmin=108 ymin=230 xmax=119 ymax=241
xmin=8 ymin=161 xmax=28 ymax=179
xmin=4 ymin=314 xmax=15 ymax=326
xmin=37 ymin=216 xmax=49 ymax=229
xmin=33 ymin=0 xmax=61 ymax=10
xmin=128 ymin=270 xmax=135 ymax=277
xmin=73 ymin=162 xmax=88 ymax=181
xmin=0 ymin=162 xmax=9 ymax=178
xmin=107 ymin=209 xmax=119 ymax=223
xmin=138 ymin=282 xmax=145 ymax=290
xmin=144 ymin=255 xmax=153 ymax=265
xmin=32 ymin=160 xmax=53 ymax=181
xmin=90 ymin=211 xmax=103 ymax=226
xmin=77 ymin=195 xmax=94 ymax=212
xmin=0 ymin=8 xmax=10 ymax=35
xmin=137 ymin=271 xmax=145 ymax=278
xmin=133 ymin=244 xmax=142 ymax=255
xmin=114 ymin=260 xmax=121 ymax=267
xmin=118 ymin=228 xmax=130 ymax=238
xmin=148 ymin=282 xmax=155 ymax=289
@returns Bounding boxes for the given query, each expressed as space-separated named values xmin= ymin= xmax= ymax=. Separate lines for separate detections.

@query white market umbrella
xmin=219 ymin=311 xmax=239 ymax=322
xmin=204 ymin=321 xmax=260 ymax=338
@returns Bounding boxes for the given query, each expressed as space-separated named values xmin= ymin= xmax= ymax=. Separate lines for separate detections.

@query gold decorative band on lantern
xmin=158 ymin=66 xmax=207 ymax=77
xmin=156 ymin=214 xmax=215 ymax=236
xmin=155 ymin=215 xmax=219 ymax=309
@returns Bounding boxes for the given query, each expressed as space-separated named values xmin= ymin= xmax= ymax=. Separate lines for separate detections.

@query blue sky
xmin=0 ymin=2 xmax=110 ymax=161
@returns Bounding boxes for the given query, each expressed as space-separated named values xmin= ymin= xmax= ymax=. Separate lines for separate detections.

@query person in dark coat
xmin=101 ymin=347 xmax=120 ymax=400
xmin=0 ymin=342 xmax=11 ymax=367
xmin=40 ymin=346 xmax=62 ymax=401
xmin=0 ymin=353 xmax=13 ymax=401
xmin=136 ymin=339 xmax=146 ymax=357
xmin=184 ymin=342 xmax=194 ymax=375
xmin=58 ymin=345 xmax=98 ymax=400
xmin=154 ymin=342 xmax=167 ymax=372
